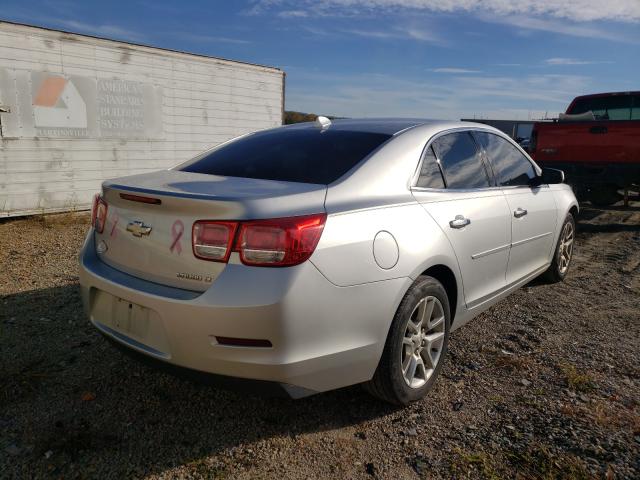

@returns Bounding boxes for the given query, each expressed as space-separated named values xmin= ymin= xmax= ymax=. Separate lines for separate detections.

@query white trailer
xmin=0 ymin=21 xmax=285 ymax=217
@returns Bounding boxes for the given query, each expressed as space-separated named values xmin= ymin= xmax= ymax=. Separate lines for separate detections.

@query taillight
xmin=191 ymin=214 xmax=327 ymax=267
xmin=192 ymin=221 xmax=238 ymax=262
xmin=91 ymin=194 xmax=108 ymax=233
xmin=237 ymin=214 xmax=326 ymax=267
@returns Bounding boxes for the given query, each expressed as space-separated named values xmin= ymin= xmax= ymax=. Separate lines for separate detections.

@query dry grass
xmin=449 ymin=444 xmax=594 ymax=480
xmin=493 ymin=354 xmax=535 ymax=371
xmin=560 ymin=363 xmax=595 ymax=392
xmin=449 ymin=449 xmax=501 ymax=480
xmin=506 ymin=444 xmax=594 ymax=480
xmin=30 ymin=211 xmax=91 ymax=228
xmin=559 ymin=399 xmax=639 ymax=436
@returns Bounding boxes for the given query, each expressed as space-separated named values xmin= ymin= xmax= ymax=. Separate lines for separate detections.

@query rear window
xmin=568 ymin=95 xmax=633 ymax=120
xmin=177 ymin=128 xmax=392 ymax=184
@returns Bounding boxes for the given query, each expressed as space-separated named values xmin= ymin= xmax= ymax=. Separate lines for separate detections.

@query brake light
xmin=237 ymin=214 xmax=326 ymax=267
xmin=91 ymin=194 xmax=108 ymax=233
xmin=119 ymin=193 xmax=162 ymax=205
xmin=191 ymin=214 xmax=327 ymax=267
xmin=192 ymin=221 xmax=238 ymax=262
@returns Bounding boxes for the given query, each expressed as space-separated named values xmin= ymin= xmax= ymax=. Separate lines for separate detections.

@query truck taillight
xmin=192 ymin=214 xmax=327 ymax=267
xmin=192 ymin=221 xmax=238 ymax=262
xmin=91 ymin=194 xmax=108 ymax=233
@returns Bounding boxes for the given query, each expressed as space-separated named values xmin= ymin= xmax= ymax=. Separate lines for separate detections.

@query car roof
xmin=282 ymin=118 xmax=445 ymax=135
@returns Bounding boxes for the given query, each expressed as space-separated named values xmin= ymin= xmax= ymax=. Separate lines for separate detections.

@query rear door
xmin=474 ymin=131 xmax=557 ymax=284
xmin=412 ymin=131 xmax=511 ymax=308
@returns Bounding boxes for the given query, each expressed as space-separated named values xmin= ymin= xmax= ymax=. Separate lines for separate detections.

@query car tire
xmin=541 ymin=213 xmax=576 ymax=283
xmin=365 ymin=275 xmax=450 ymax=406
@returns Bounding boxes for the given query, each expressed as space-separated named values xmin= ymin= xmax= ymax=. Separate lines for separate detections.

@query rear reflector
xmin=215 ymin=336 xmax=272 ymax=348
xmin=119 ymin=193 xmax=162 ymax=205
xmin=192 ymin=221 xmax=238 ymax=262
xmin=91 ymin=194 xmax=108 ymax=233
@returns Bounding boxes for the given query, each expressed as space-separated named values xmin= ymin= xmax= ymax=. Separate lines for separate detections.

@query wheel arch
xmin=569 ymin=204 xmax=579 ymax=218
xmin=419 ymin=263 xmax=459 ymax=324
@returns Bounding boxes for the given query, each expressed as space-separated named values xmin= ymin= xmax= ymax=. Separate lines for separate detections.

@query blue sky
xmin=3 ymin=0 xmax=640 ymax=120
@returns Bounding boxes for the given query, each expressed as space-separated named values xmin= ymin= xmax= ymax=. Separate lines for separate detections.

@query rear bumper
xmin=78 ymin=231 xmax=410 ymax=397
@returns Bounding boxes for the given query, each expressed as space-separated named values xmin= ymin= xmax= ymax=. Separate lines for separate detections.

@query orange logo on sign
xmin=33 ymin=76 xmax=67 ymax=107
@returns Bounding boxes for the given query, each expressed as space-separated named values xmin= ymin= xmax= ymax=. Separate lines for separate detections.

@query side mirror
xmin=539 ymin=167 xmax=564 ymax=185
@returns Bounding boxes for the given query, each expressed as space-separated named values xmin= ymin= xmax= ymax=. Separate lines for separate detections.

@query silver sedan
xmin=79 ymin=118 xmax=577 ymax=405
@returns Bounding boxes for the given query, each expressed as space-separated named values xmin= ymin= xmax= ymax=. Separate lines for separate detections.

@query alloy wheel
xmin=401 ymin=296 xmax=446 ymax=389
xmin=558 ymin=221 xmax=574 ymax=274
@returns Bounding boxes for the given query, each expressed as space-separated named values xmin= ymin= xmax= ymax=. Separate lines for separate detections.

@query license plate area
xmin=113 ymin=298 xmax=150 ymax=337
xmin=90 ymin=289 xmax=171 ymax=358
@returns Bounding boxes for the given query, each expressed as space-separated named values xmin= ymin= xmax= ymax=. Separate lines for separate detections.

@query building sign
xmin=98 ymin=78 xmax=146 ymax=136
xmin=0 ymin=68 xmax=162 ymax=139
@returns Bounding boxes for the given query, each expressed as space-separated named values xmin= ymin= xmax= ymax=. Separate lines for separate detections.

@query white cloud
xmin=285 ymin=70 xmax=590 ymax=120
xmin=342 ymin=26 xmax=442 ymax=43
xmin=430 ymin=67 xmax=480 ymax=73
xmin=278 ymin=10 xmax=309 ymax=18
xmin=544 ymin=57 xmax=611 ymax=65
xmin=488 ymin=14 xmax=639 ymax=43
xmin=343 ymin=28 xmax=402 ymax=39
xmin=253 ymin=0 xmax=640 ymax=23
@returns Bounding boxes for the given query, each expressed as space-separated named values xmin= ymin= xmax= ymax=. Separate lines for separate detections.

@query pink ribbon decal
xmin=170 ymin=219 xmax=184 ymax=254
xmin=110 ymin=212 xmax=119 ymax=238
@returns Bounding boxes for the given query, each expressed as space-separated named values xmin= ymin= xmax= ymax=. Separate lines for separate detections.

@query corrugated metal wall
xmin=0 ymin=22 xmax=284 ymax=217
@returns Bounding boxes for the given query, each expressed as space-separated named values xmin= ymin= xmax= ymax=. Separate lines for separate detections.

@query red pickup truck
xmin=530 ymin=91 xmax=640 ymax=205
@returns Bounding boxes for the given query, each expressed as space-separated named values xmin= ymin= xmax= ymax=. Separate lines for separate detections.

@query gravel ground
xmin=1 ymin=205 xmax=639 ymax=479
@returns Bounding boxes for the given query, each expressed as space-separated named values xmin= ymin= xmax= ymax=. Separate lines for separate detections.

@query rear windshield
xmin=568 ymin=95 xmax=634 ymax=120
xmin=177 ymin=128 xmax=392 ymax=184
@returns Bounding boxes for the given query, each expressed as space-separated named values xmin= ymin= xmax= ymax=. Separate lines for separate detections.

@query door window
xmin=474 ymin=131 xmax=536 ymax=187
xmin=432 ymin=132 xmax=490 ymax=189
xmin=416 ymin=145 xmax=445 ymax=188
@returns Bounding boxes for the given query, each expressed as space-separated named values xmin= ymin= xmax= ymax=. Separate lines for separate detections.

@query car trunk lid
xmin=95 ymin=170 xmax=327 ymax=291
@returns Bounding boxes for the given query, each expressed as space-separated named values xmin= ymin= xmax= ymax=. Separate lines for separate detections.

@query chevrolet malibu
xmin=79 ymin=118 xmax=577 ymax=405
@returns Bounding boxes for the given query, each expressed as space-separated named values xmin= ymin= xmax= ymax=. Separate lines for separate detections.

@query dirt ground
xmin=1 ymin=204 xmax=639 ymax=479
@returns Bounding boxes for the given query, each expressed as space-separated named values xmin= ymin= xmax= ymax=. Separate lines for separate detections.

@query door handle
xmin=514 ymin=208 xmax=528 ymax=218
xmin=589 ymin=125 xmax=607 ymax=134
xmin=449 ymin=215 xmax=471 ymax=229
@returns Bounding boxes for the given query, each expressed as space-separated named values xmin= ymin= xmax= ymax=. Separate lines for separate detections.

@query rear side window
xmin=474 ymin=132 xmax=536 ymax=187
xmin=432 ymin=132 xmax=490 ymax=189
xmin=416 ymin=145 xmax=445 ymax=189
xmin=177 ymin=128 xmax=392 ymax=185
xmin=569 ymin=95 xmax=632 ymax=121
xmin=632 ymin=95 xmax=640 ymax=120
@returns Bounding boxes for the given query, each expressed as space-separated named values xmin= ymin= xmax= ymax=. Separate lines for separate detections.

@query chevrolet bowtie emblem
xmin=126 ymin=221 xmax=152 ymax=237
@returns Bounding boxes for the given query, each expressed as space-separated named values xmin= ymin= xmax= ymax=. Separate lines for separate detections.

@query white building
xmin=0 ymin=21 xmax=285 ymax=217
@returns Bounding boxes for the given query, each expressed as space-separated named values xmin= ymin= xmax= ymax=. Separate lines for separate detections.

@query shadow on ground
xmin=1 ymin=284 xmax=398 ymax=477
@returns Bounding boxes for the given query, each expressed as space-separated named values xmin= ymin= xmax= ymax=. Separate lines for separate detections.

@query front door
xmin=472 ymin=130 xmax=558 ymax=285
xmin=503 ymin=187 xmax=557 ymax=284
